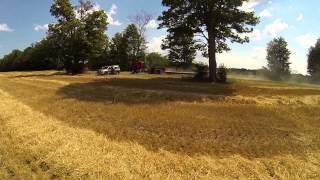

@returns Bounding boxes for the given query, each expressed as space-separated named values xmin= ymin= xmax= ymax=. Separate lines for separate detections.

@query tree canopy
xmin=0 ymin=38 xmax=60 ymax=72
xmin=123 ymin=24 xmax=146 ymax=64
xmin=48 ymin=0 xmax=108 ymax=74
xmin=266 ymin=37 xmax=291 ymax=80
xmin=162 ymin=26 xmax=197 ymax=68
xmin=158 ymin=0 xmax=259 ymax=82
xmin=308 ymin=39 xmax=320 ymax=81
xmin=109 ymin=24 xmax=146 ymax=70
xmin=145 ymin=52 xmax=168 ymax=69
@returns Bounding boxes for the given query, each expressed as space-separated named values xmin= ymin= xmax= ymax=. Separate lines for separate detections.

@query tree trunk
xmin=208 ymin=28 xmax=217 ymax=82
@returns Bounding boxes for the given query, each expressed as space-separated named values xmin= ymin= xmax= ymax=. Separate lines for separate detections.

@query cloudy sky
xmin=0 ymin=0 xmax=319 ymax=74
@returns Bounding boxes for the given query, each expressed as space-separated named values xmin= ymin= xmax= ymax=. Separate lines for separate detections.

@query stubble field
xmin=0 ymin=71 xmax=319 ymax=179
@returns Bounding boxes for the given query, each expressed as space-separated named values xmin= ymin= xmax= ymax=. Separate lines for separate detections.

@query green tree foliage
xmin=0 ymin=50 xmax=23 ymax=71
xmin=109 ymin=33 xmax=128 ymax=68
xmin=162 ymin=27 xmax=197 ymax=68
xmin=194 ymin=63 xmax=209 ymax=80
xmin=158 ymin=0 xmax=259 ymax=82
xmin=49 ymin=0 xmax=87 ymax=74
xmin=130 ymin=11 xmax=153 ymax=59
xmin=217 ymin=64 xmax=228 ymax=83
xmin=307 ymin=39 xmax=320 ymax=81
xmin=84 ymin=10 xmax=108 ymax=69
xmin=74 ymin=0 xmax=108 ymax=70
xmin=123 ymin=24 xmax=146 ymax=64
xmin=0 ymin=38 xmax=60 ymax=71
xmin=266 ymin=37 xmax=291 ymax=80
xmin=0 ymin=0 xmax=109 ymax=73
xmin=109 ymin=24 xmax=146 ymax=70
xmin=145 ymin=52 xmax=168 ymax=69
xmin=21 ymin=39 xmax=60 ymax=70
xmin=49 ymin=0 xmax=108 ymax=74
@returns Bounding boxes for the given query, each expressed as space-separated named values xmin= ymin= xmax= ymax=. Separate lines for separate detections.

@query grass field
xmin=0 ymin=71 xmax=319 ymax=179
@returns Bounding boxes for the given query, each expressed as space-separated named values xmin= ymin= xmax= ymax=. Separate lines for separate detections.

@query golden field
xmin=0 ymin=71 xmax=319 ymax=179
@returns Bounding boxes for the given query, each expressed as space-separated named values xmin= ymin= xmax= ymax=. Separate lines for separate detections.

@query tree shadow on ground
xmin=52 ymin=77 xmax=320 ymax=158
xmin=56 ymin=78 xmax=236 ymax=104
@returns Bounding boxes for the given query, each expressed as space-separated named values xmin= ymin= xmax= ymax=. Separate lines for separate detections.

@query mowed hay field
xmin=0 ymin=71 xmax=320 ymax=179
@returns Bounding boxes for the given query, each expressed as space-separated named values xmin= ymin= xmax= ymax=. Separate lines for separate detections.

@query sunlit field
xmin=0 ymin=71 xmax=319 ymax=179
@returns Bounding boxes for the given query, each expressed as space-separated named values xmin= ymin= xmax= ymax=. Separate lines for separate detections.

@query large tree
xmin=162 ymin=26 xmax=197 ymax=67
xmin=49 ymin=0 xmax=87 ymax=74
xmin=109 ymin=24 xmax=146 ymax=70
xmin=123 ymin=24 xmax=146 ymax=64
xmin=158 ymin=0 xmax=259 ymax=82
xmin=49 ymin=0 xmax=108 ymax=74
xmin=109 ymin=32 xmax=128 ymax=69
xmin=307 ymin=39 xmax=320 ymax=81
xmin=130 ymin=11 xmax=153 ymax=60
xmin=84 ymin=10 xmax=108 ymax=69
xmin=266 ymin=37 xmax=291 ymax=80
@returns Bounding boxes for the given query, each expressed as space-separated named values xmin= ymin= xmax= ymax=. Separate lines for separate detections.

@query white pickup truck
xmin=97 ymin=65 xmax=121 ymax=75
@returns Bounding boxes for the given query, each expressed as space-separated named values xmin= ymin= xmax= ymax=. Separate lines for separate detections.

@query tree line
xmin=0 ymin=39 xmax=61 ymax=72
xmin=0 ymin=0 xmax=320 ymax=82
xmin=0 ymin=0 xmax=166 ymax=73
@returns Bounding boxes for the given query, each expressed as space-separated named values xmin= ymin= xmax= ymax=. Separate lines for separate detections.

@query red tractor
xmin=130 ymin=61 xmax=145 ymax=73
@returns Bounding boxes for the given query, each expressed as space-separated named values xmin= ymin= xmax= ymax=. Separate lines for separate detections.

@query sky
xmin=0 ymin=0 xmax=319 ymax=74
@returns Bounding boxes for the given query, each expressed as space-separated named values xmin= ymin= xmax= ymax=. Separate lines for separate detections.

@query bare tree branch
xmin=129 ymin=10 xmax=154 ymax=39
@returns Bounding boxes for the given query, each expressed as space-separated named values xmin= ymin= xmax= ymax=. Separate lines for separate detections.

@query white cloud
xmin=73 ymin=3 xmax=121 ymax=26
xmin=215 ymin=50 xmax=267 ymax=70
xmin=245 ymin=29 xmax=263 ymax=41
xmin=253 ymin=47 xmax=266 ymax=61
xmin=0 ymin=24 xmax=13 ymax=32
xmin=146 ymin=20 xmax=158 ymax=29
xmin=147 ymin=35 xmax=166 ymax=54
xmin=296 ymin=33 xmax=317 ymax=47
xmin=107 ymin=4 xmax=122 ymax=26
xmin=264 ymin=19 xmax=288 ymax=37
xmin=194 ymin=47 xmax=268 ymax=70
xmin=34 ymin=24 xmax=49 ymax=31
xmin=240 ymin=0 xmax=262 ymax=12
xmin=259 ymin=9 xmax=272 ymax=18
xmin=108 ymin=16 xmax=121 ymax=26
xmin=296 ymin=13 xmax=304 ymax=21
xmin=249 ymin=29 xmax=262 ymax=41
xmin=110 ymin=20 xmax=121 ymax=26
xmin=109 ymin=4 xmax=117 ymax=15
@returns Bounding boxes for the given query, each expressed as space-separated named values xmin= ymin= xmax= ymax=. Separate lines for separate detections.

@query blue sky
xmin=0 ymin=0 xmax=319 ymax=74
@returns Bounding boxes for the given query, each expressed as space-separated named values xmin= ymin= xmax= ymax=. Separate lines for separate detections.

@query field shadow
xmin=3 ymin=75 xmax=317 ymax=159
xmin=56 ymin=78 xmax=236 ymax=104
xmin=53 ymin=77 xmax=319 ymax=158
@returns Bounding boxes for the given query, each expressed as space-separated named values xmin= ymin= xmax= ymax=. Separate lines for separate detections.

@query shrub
xmin=217 ymin=64 xmax=227 ymax=83
xmin=146 ymin=53 xmax=168 ymax=69
xmin=194 ymin=63 xmax=208 ymax=80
